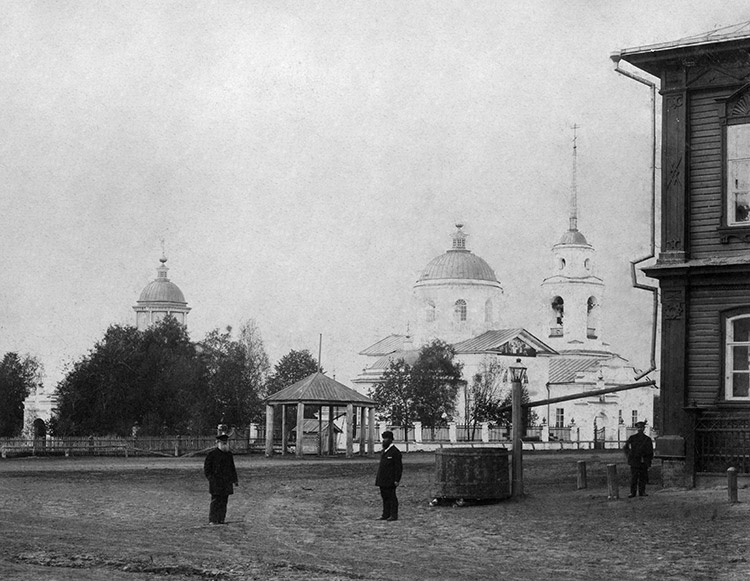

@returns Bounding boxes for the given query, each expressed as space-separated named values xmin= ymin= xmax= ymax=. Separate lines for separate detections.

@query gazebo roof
xmin=265 ymin=371 xmax=375 ymax=405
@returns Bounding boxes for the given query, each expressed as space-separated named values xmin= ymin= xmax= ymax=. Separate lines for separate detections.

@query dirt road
xmin=0 ymin=451 xmax=747 ymax=580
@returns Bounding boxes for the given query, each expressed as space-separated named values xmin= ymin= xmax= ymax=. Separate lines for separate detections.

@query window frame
xmin=454 ymin=299 xmax=467 ymax=322
xmin=718 ymin=88 xmax=750 ymax=241
xmin=722 ymin=308 xmax=750 ymax=402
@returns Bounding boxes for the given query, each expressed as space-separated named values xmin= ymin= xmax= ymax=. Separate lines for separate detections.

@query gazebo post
xmin=359 ymin=406 xmax=366 ymax=456
xmin=296 ymin=402 xmax=305 ymax=457
xmin=280 ymin=404 xmax=288 ymax=456
xmin=318 ymin=405 xmax=323 ymax=456
xmin=264 ymin=404 xmax=274 ymax=457
xmin=328 ymin=405 xmax=335 ymax=455
xmin=368 ymin=406 xmax=375 ymax=456
xmin=346 ymin=403 xmax=354 ymax=458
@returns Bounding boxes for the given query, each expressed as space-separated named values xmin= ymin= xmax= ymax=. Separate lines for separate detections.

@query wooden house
xmin=614 ymin=23 xmax=750 ymax=484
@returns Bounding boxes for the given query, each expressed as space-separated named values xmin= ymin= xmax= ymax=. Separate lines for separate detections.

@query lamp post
xmin=509 ymin=358 xmax=527 ymax=498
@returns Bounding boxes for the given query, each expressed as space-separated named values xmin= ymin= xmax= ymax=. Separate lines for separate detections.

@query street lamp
xmin=509 ymin=358 xmax=527 ymax=498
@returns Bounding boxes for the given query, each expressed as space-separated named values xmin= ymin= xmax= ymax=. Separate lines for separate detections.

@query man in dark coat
xmin=204 ymin=434 xmax=239 ymax=524
xmin=623 ymin=421 xmax=653 ymax=498
xmin=375 ymin=430 xmax=403 ymax=521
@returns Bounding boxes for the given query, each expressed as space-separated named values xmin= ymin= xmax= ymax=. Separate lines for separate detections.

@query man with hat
xmin=623 ymin=421 xmax=653 ymax=498
xmin=203 ymin=433 xmax=239 ymax=524
xmin=375 ymin=430 xmax=402 ymax=521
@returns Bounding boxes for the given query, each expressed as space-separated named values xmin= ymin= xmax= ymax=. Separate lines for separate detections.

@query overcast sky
xmin=3 ymin=1 xmax=750 ymax=389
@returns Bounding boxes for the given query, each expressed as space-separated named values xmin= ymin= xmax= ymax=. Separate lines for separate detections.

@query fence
xmin=0 ymin=434 xmax=267 ymax=458
xmin=695 ymin=412 xmax=750 ymax=473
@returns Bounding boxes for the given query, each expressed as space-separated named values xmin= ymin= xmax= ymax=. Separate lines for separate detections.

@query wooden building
xmin=614 ymin=22 xmax=750 ymax=484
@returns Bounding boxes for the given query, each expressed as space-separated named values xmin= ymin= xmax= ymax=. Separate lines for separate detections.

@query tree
xmin=465 ymin=358 xmax=507 ymax=440
xmin=238 ymin=319 xmax=270 ymax=400
xmin=53 ymin=318 xmax=201 ymax=436
xmin=371 ymin=358 xmax=414 ymax=428
xmin=265 ymin=349 xmax=320 ymax=395
xmin=410 ymin=340 xmax=463 ymax=427
xmin=0 ymin=352 xmax=43 ymax=437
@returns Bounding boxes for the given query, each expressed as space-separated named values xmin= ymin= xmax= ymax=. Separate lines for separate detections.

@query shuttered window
xmin=725 ymin=314 xmax=750 ymax=400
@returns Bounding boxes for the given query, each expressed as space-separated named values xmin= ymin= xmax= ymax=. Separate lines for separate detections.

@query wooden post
xmin=577 ymin=460 xmax=587 ymax=489
xmin=368 ymin=407 xmax=375 ymax=456
xmin=281 ymin=404 xmax=288 ymax=456
xmin=264 ymin=404 xmax=274 ymax=457
xmin=328 ymin=405 xmax=335 ymax=455
xmin=346 ymin=403 xmax=354 ymax=458
xmin=296 ymin=402 xmax=305 ymax=458
xmin=318 ymin=405 xmax=323 ymax=456
xmin=607 ymin=464 xmax=619 ymax=500
xmin=728 ymin=467 xmax=739 ymax=503
xmin=174 ymin=436 xmax=180 ymax=457
xmin=359 ymin=407 xmax=366 ymax=456
xmin=511 ymin=378 xmax=523 ymax=498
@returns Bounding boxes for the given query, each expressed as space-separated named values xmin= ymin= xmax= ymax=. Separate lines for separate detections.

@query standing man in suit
xmin=623 ymin=421 xmax=653 ymax=498
xmin=375 ymin=430 xmax=403 ymax=521
xmin=204 ymin=433 xmax=239 ymax=524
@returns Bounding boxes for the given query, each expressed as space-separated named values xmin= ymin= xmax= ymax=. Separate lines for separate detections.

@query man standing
xmin=375 ymin=430 xmax=402 ymax=521
xmin=204 ymin=433 xmax=239 ymax=524
xmin=623 ymin=421 xmax=653 ymax=498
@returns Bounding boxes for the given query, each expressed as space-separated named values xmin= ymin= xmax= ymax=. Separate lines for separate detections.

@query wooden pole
xmin=318 ymin=405 xmax=323 ymax=456
xmin=577 ymin=460 xmax=587 ymax=489
xmin=728 ymin=467 xmax=739 ymax=503
xmin=264 ymin=404 xmax=274 ymax=457
xmin=607 ymin=464 xmax=619 ymax=500
xmin=368 ymin=407 xmax=375 ymax=456
xmin=359 ymin=407 xmax=366 ymax=456
xmin=328 ymin=405 xmax=335 ymax=455
xmin=281 ymin=403 xmax=288 ymax=456
xmin=511 ymin=378 xmax=523 ymax=498
xmin=296 ymin=403 xmax=305 ymax=457
xmin=346 ymin=403 xmax=354 ymax=458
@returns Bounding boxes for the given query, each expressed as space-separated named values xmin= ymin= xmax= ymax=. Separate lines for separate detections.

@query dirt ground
xmin=0 ymin=450 xmax=748 ymax=581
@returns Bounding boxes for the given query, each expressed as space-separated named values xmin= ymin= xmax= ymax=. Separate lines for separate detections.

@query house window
xmin=726 ymin=124 xmax=750 ymax=225
xmin=631 ymin=410 xmax=638 ymax=427
xmin=555 ymin=408 xmax=564 ymax=428
xmin=484 ymin=299 xmax=493 ymax=323
xmin=725 ymin=313 xmax=750 ymax=400
xmin=454 ymin=299 xmax=467 ymax=322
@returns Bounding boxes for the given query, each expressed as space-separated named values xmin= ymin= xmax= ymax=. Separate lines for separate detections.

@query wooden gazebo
xmin=264 ymin=371 xmax=377 ymax=458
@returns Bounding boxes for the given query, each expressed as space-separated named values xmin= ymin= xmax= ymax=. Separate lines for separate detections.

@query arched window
xmin=425 ymin=300 xmax=436 ymax=322
xmin=485 ymin=299 xmax=493 ymax=323
xmin=550 ymin=296 xmax=564 ymax=337
xmin=587 ymin=296 xmax=599 ymax=339
xmin=454 ymin=299 xmax=467 ymax=322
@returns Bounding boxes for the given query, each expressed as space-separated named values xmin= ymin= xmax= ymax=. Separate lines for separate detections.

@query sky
xmin=3 ymin=1 xmax=750 ymax=390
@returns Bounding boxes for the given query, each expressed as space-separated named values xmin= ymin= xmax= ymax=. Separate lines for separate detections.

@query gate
xmin=694 ymin=412 xmax=750 ymax=473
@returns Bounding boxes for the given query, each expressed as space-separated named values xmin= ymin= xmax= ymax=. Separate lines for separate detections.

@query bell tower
xmin=541 ymin=126 xmax=606 ymax=355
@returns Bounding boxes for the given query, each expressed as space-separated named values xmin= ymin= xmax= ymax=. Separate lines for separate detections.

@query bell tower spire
xmin=570 ymin=123 xmax=580 ymax=233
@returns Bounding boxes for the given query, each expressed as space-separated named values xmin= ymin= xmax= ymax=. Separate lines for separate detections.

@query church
xmin=355 ymin=191 xmax=655 ymax=443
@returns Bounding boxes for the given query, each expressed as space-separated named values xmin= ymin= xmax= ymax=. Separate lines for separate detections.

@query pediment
xmin=688 ymin=65 xmax=749 ymax=89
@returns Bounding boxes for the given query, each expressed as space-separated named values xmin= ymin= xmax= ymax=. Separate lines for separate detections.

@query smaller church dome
xmin=558 ymin=229 xmax=589 ymax=245
xmin=137 ymin=257 xmax=187 ymax=305
xmin=418 ymin=224 xmax=499 ymax=283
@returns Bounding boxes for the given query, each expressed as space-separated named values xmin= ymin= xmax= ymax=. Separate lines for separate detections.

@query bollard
xmin=728 ymin=467 xmax=739 ymax=503
xmin=607 ymin=464 xmax=619 ymax=500
xmin=577 ymin=460 xmax=587 ymax=489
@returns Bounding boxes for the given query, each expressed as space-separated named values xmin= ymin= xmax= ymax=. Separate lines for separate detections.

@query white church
xmin=354 ymin=211 xmax=655 ymax=442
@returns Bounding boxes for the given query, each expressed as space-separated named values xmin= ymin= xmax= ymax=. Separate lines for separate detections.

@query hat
xmin=381 ymin=430 xmax=394 ymax=440
xmin=634 ymin=421 xmax=647 ymax=428
xmin=216 ymin=434 xmax=229 ymax=441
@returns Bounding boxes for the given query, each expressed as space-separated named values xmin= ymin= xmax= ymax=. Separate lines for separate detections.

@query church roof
xmin=137 ymin=257 xmax=187 ymax=305
xmin=265 ymin=371 xmax=375 ymax=405
xmin=452 ymin=328 xmax=558 ymax=355
xmin=359 ymin=334 xmax=408 ymax=356
xmin=417 ymin=224 xmax=499 ymax=284
xmin=547 ymin=358 xmax=601 ymax=384
xmin=557 ymin=229 xmax=589 ymax=246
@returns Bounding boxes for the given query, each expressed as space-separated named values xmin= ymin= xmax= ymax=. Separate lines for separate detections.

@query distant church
xmin=355 ymin=145 xmax=655 ymax=440
xmin=22 ymin=254 xmax=190 ymax=438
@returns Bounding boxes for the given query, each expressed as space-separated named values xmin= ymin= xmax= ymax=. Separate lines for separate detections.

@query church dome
xmin=558 ymin=229 xmax=589 ymax=245
xmin=137 ymin=257 xmax=187 ymax=305
xmin=417 ymin=225 xmax=499 ymax=283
